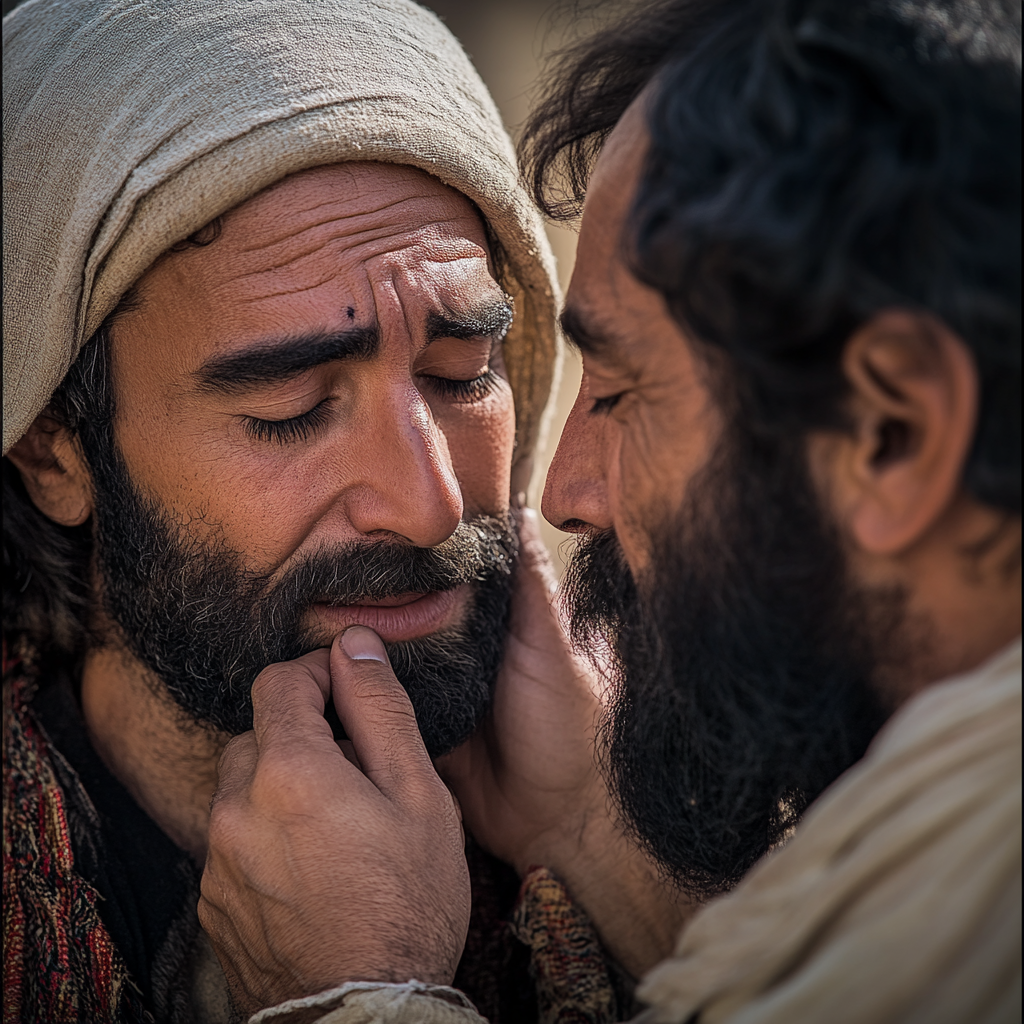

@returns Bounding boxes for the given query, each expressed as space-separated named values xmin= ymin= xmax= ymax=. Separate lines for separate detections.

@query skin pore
xmin=10 ymin=162 xmax=517 ymax=862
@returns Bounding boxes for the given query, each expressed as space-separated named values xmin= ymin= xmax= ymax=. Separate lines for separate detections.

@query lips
xmin=308 ymin=584 xmax=468 ymax=643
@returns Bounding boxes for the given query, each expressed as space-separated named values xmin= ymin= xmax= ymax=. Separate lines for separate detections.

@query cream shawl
xmin=2 ymin=0 xmax=560 ymax=475
xmin=638 ymin=639 xmax=1022 ymax=1024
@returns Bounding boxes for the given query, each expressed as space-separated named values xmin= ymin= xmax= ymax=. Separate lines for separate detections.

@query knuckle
xmin=250 ymin=755 xmax=319 ymax=816
xmin=196 ymin=893 xmax=217 ymax=930
xmin=207 ymin=797 xmax=249 ymax=852
xmin=347 ymin=671 xmax=420 ymax=723
xmin=250 ymin=663 xmax=291 ymax=704
xmin=402 ymin=763 xmax=455 ymax=811
xmin=222 ymin=731 xmax=256 ymax=759
xmin=216 ymin=733 xmax=256 ymax=780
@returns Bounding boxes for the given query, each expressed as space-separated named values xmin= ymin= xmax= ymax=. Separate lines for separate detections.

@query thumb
xmin=508 ymin=507 xmax=567 ymax=645
xmin=330 ymin=626 xmax=436 ymax=799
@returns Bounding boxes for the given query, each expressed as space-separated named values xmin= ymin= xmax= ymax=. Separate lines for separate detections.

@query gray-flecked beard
xmin=87 ymin=443 xmax=516 ymax=757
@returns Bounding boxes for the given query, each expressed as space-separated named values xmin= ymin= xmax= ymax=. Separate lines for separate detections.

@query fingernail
xmin=513 ymin=491 xmax=527 ymax=508
xmin=340 ymin=626 xmax=389 ymax=663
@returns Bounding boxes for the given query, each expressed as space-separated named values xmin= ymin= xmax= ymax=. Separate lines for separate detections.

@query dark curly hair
xmin=521 ymin=0 xmax=1021 ymax=512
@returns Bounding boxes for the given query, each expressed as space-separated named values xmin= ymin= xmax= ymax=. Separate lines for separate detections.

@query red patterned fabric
xmin=2 ymin=657 xmax=142 ymax=1023
xmin=510 ymin=867 xmax=618 ymax=1024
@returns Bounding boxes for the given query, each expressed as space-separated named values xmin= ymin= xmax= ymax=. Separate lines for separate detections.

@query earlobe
xmin=6 ymin=415 xmax=94 ymax=527
xmin=832 ymin=310 xmax=978 ymax=556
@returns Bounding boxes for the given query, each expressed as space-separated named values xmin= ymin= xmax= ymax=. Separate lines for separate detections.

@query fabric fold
xmin=3 ymin=0 xmax=560 ymax=466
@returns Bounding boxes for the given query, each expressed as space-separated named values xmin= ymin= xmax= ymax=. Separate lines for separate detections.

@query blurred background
xmin=1 ymin=0 xmax=600 ymax=570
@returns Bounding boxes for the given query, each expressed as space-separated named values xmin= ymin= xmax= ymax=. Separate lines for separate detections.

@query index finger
xmin=250 ymin=647 xmax=336 ymax=754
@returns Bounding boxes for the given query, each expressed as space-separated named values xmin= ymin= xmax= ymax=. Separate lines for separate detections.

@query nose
xmin=542 ymin=374 xmax=613 ymax=534
xmin=347 ymin=381 xmax=464 ymax=548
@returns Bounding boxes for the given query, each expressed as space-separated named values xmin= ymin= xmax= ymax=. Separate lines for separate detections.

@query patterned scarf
xmin=2 ymin=654 xmax=147 ymax=1023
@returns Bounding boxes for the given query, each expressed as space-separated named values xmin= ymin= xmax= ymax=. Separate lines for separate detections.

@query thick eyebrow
xmin=426 ymin=300 xmax=514 ymax=343
xmin=559 ymin=305 xmax=612 ymax=357
xmin=193 ymin=327 xmax=379 ymax=394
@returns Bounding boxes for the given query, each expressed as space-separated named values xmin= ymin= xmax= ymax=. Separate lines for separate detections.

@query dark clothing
xmin=4 ymin=656 xmax=583 ymax=1024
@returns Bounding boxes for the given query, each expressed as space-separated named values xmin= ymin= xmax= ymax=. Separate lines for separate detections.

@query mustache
xmin=561 ymin=527 xmax=642 ymax=650
xmin=271 ymin=513 xmax=517 ymax=609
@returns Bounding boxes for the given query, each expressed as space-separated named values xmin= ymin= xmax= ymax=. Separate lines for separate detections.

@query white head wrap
xmin=2 ymin=0 xmax=559 ymax=481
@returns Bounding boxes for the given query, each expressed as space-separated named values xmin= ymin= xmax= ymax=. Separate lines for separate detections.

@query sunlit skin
xmin=10 ymin=162 xmax=517 ymax=859
xmin=112 ymin=161 xmax=515 ymax=641
xmin=542 ymin=95 xmax=1022 ymax=695
xmin=460 ymin=91 xmax=1024 ymax=972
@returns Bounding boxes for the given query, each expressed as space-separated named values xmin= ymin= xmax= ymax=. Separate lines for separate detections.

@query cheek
xmin=117 ymin=406 xmax=342 ymax=568
xmin=440 ymin=390 xmax=516 ymax=514
xmin=609 ymin=405 xmax=699 ymax=573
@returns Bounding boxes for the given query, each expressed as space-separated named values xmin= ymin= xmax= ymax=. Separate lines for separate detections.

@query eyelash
xmin=590 ymin=392 xmax=624 ymax=415
xmin=426 ymin=370 xmax=500 ymax=404
xmin=242 ymin=371 xmax=499 ymax=445
xmin=244 ymin=402 xmax=331 ymax=444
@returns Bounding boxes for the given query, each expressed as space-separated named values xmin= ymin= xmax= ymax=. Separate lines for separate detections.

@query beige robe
xmin=274 ymin=639 xmax=1020 ymax=1024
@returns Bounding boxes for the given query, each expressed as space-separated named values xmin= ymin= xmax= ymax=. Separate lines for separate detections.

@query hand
xmin=437 ymin=507 xmax=608 ymax=875
xmin=438 ymin=509 xmax=693 ymax=977
xmin=199 ymin=629 xmax=470 ymax=1015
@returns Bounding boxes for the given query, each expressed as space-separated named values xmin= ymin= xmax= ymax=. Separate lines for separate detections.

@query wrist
xmin=517 ymin=811 xmax=694 ymax=979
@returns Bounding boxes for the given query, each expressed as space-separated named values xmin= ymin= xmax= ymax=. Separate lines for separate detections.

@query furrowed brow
xmin=559 ymin=306 xmax=611 ymax=357
xmin=193 ymin=327 xmax=379 ymax=393
xmin=426 ymin=300 xmax=514 ymax=343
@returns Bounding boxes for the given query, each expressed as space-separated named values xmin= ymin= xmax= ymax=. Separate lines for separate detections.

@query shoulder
xmin=638 ymin=641 xmax=1022 ymax=1024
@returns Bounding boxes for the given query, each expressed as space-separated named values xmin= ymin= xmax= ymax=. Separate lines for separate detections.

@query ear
xmin=821 ymin=309 xmax=978 ymax=556
xmin=6 ymin=414 xmax=94 ymax=527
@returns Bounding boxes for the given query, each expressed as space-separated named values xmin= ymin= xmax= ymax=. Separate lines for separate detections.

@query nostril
xmin=559 ymin=518 xmax=592 ymax=533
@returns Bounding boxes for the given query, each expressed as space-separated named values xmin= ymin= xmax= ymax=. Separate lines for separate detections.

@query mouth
xmin=309 ymin=584 xmax=469 ymax=643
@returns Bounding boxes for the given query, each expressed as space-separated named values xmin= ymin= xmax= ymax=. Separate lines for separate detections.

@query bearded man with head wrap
xmin=0 ymin=1 xmax=595 ymax=1021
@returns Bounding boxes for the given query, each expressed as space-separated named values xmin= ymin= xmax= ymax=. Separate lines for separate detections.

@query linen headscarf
xmin=2 ymin=0 xmax=560 ymax=482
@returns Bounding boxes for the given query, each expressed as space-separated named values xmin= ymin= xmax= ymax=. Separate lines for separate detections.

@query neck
xmin=79 ymin=641 xmax=227 ymax=863
xmin=877 ymin=499 xmax=1021 ymax=706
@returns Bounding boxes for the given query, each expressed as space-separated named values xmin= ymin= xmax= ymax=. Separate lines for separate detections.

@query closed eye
xmin=425 ymin=370 xmax=500 ymax=403
xmin=589 ymin=392 xmax=624 ymax=415
xmin=243 ymin=401 xmax=331 ymax=444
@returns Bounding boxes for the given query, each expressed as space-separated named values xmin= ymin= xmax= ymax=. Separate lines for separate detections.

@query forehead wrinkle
xmin=233 ymin=222 xmax=422 ymax=277
xmin=233 ymin=193 xmax=478 ymax=257
xmin=228 ymin=220 xmax=484 ymax=297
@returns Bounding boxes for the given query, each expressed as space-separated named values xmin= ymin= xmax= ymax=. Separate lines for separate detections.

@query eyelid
xmin=243 ymin=399 xmax=332 ymax=444
xmin=426 ymin=369 xmax=500 ymax=403
xmin=420 ymin=332 xmax=502 ymax=366
xmin=589 ymin=391 xmax=624 ymax=415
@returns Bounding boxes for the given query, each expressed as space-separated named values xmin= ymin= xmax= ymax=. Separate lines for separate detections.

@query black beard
xmin=563 ymin=426 xmax=895 ymax=899
xmin=87 ymin=442 xmax=516 ymax=757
